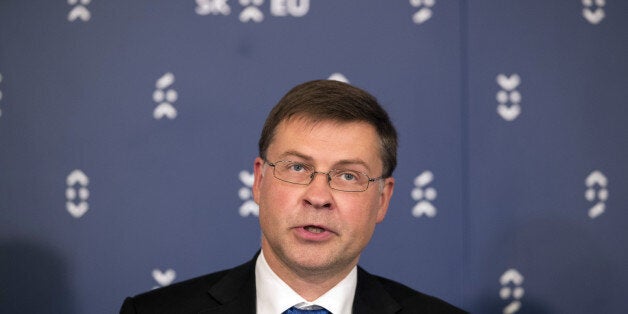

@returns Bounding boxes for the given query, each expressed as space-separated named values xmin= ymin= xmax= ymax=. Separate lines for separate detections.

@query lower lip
xmin=294 ymin=227 xmax=333 ymax=242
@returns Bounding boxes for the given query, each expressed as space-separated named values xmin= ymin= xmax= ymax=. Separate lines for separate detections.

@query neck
xmin=261 ymin=247 xmax=357 ymax=301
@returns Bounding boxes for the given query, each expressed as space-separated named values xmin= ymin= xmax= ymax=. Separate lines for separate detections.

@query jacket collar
xmin=200 ymin=252 xmax=401 ymax=314
xmin=199 ymin=253 xmax=258 ymax=314
xmin=352 ymin=267 xmax=402 ymax=314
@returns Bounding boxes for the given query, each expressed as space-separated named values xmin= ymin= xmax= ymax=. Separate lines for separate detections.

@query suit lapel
xmin=352 ymin=267 xmax=401 ymax=314
xmin=196 ymin=255 xmax=401 ymax=314
xmin=198 ymin=254 xmax=258 ymax=314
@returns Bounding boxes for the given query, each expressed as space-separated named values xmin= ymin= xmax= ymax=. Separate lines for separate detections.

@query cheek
xmin=338 ymin=195 xmax=381 ymax=225
xmin=258 ymin=186 xmax=283 ymax=233
xmin=258 ymin=182 xmax=296 ymax=218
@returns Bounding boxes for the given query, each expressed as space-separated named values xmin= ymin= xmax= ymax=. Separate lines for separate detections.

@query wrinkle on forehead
xmin=270 ymin=117 xmax=385 ymax=176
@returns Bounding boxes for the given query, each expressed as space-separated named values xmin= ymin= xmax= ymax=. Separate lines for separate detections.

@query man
xmin=120 ymin=80 xmax=466 ymax=313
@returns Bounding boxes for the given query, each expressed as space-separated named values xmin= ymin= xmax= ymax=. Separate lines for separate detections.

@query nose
xmin=303 ymin=172 xmax=333 ymax=209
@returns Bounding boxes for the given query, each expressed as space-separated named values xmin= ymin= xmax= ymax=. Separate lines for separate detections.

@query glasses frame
xmin=265 ymin=160 xmax=384 ymax=192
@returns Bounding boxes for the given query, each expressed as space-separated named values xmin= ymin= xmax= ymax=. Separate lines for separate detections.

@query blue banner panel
xmin=2 ymin=1 xmax=627 ymax=313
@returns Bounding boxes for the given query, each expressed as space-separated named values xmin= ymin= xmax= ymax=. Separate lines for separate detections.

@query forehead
xmin=268 ymin=118 xmax=383 ymax=171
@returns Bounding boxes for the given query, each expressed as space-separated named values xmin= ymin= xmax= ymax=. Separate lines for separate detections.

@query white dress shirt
xmin=255 ymin=250 xmax=357 ymax=314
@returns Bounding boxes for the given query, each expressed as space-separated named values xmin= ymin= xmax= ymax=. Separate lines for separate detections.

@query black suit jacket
xmin=120 ymin=255 xmax=466 ymax=314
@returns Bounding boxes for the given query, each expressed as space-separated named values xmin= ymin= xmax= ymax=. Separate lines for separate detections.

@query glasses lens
xmin=270 ymin=161 xmax=372 ymax=192
xmin=273 ymin=161 xmax=313 ymax=184
xmin=329 ymin=169 xmax=368 ymax=192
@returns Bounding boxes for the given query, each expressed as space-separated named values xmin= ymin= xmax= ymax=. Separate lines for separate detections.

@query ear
xmin=375 ymin=177 xmax=394 ymax=223
xmin=252 ymin=157 xmax=265 ymax=204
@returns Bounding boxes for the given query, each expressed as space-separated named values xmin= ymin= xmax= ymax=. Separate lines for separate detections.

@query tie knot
xmin=283 ymin=305 xmax=331 ymax=314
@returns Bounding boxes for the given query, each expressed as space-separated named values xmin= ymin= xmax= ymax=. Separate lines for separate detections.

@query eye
xmin=336 ymin=170 xmax=360 ymax=182
xmin=285 ymin=162 xmax=309 ymax=173
xmin=343 ymin=173 xmax=355 ymax=181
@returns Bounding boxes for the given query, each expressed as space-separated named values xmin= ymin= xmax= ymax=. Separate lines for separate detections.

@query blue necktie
xmin=282 ymin=306 xmax=331 ymax=314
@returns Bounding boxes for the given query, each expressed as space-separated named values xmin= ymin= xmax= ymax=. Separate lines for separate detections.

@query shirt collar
xmin=255 ymin=249 xmax=357 ymax=314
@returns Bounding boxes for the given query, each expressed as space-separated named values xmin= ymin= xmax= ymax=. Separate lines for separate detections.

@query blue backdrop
xmin=1 ymin=1 xmax=627 ymax=313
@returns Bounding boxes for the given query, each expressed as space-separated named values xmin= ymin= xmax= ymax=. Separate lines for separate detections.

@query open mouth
xmin=304 ymin=226 xmax=326 ymax=234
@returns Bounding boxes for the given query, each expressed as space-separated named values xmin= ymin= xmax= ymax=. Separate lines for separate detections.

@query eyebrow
xmin=277 ymin=150 xmax=312 ymax=162
xmin=277 ymin=150 xmax=372 ymax=173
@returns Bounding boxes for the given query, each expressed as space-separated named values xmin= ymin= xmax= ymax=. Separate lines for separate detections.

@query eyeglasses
xmin=265 ymin=160 xmax=384 ymax=192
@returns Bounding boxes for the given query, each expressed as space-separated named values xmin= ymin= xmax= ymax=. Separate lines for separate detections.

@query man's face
xmin=253 ymin=118 xmax=394 ymax=279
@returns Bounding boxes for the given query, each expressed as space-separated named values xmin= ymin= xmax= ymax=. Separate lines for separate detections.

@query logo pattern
xmin=240 ymin=0 xmax=265 ymax=23
xmin=238 ymin=170 xmax=259 ymax=217
xmin=496 ymin=73 xmax=522 ymax=121
xmin=585 ymin=170 xmax=608 ymax=219
xmin=152 ymin=268 xmax=176 ymax=288
xmin=67 ymin=0 xmax=91 ymax=22
xmin=328 ymin=72 xmax=349 ymax=83
xmin=582 ymin=0 xmax=605 ymax=25
xmin=196 ymin=0 xmax=232 ymax=15
xmin=270 ymin=0 xmax=309 ymax=17
xmin=153 ymin=73 xmax=178 ymax=120
xmin=66 ymin=170 xmax=90 ymax=218
xmin=1 ymin=2 xmax=624 ymax=313
xmin=196 ymin=0 xmax=310 ymax=22
xmin=411 ymin=170 xmax=437 ymax=218
xmin=410 ymin=0 xmax=435 ymax=25
xmin=500 ymin=269 xmax=524 ymax=314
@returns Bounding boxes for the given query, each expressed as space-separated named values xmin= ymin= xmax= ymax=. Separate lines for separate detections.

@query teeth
xmin=305 ymin=226 xmax=325 ymax=233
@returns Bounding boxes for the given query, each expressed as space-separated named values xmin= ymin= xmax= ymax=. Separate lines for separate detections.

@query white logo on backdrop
xmin=496 ymin=74 xmax=522 ymax=121
xmin=328 ymin=73 xmax=349 ymax=83
xmin=582 ymin=0 xmax=605 ymax=25
xmin=66 ymin=170 xmax=90 ymax=218
xmin=152 ymin=268 xmax=176 ymax=289
xmin=500 ymin=269 xmax=524 ymax=314
xmin=238 ymin=170 xmax=259 ymax=217
xmin=270 ymin=0 xmax=309 ymax=17
xmin=240 ymin=0 xmax=265 ymax=23
xmin=410 ymin=0 xmax=435 ymax=25
xmin=196 ymin=0 xmax=232 ymax=15
xmin=411 ymin=170 xmax=437 ymax=218
xmin=67 ymin=0 xmax=91 ymax=22
xmin=0 ymin=72 xmax=3 ymax=118
xmin=196 ymin=0 xmax=310 ymax=22
xmin=153 ymin=73 xmax=178 ymax=120
xmin=585 ymin=170 xmax=608 ymax=219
